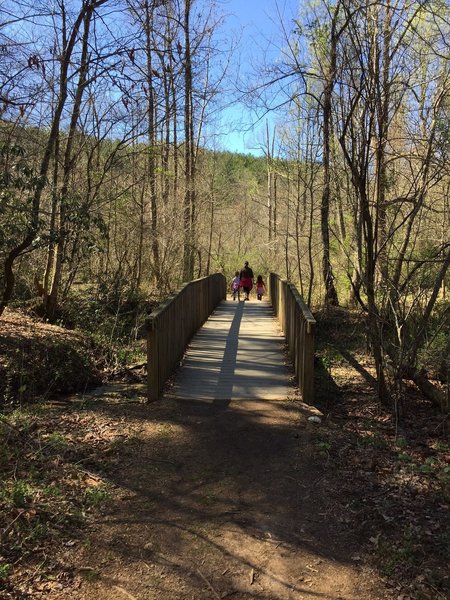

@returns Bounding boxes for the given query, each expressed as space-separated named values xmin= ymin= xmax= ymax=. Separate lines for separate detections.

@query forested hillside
xmin=1 ymin=0 xmax=449 ymax=412
xmin=1 ymin=1 xmax=449 ymax=598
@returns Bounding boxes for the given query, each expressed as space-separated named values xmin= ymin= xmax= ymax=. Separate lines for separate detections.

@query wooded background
xmin=1 ymin=0 xmax=449 ymax=408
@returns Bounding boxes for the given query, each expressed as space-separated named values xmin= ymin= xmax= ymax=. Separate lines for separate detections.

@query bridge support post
xmin=302 ymin=320 xmax=315 ymax=404
xmin=147 ymin=320 xmax=159 ymax=402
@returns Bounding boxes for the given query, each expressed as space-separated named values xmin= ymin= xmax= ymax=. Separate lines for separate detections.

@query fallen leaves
xmin=0 ymin=396 xmax=143 ymax=597
xmin=314 ymin=309 xmax=449 ymax=600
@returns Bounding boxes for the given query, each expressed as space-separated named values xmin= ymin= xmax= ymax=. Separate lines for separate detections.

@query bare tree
xmin=0 ymin=0 xmax=109 ymax=317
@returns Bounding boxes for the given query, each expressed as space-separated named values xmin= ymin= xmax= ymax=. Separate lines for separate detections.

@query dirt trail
xmin=48 ymin=387 xmax=392 ymax=600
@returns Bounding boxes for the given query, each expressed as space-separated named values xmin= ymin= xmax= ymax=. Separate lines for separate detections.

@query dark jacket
xmin=240 ymin=266 xmax=253 ymax=280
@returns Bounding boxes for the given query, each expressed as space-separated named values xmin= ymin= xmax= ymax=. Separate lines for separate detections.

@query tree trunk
xmin=0 ymin=0 xmax=107 ymax=317
xmin=320 ymin=4 xmax=340 ymax=307
xmin=266 ymin=121 xmax=273 ymax=243
xmin=46 ymin=5 xmax=94 ymax=321
xmin=401 ymin=366 xmax=447 ymax=409
xmin=374 ymin=1 xmax=392 ymax=284
xmin=182 ymin=0 xmax=194 ymax=281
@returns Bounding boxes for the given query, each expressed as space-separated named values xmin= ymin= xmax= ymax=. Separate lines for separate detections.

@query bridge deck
xmin=169 ymin=299 xmax=292 ymax=401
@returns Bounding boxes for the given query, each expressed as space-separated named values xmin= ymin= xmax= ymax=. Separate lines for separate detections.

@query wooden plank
xmin=269 ymin=273 xmax=316 ymax=403
xmin=169 ymin=300 xmax=291 ymax=402
xmin=146 ymin=273 xmax=226 ymax=401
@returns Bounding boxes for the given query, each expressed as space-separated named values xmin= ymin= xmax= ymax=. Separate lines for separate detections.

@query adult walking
xmin=239 ymin=260 xmax=254 ymax=301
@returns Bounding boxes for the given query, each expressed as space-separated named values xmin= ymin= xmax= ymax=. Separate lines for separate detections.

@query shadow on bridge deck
xmin=167 ymin=299 xmax=292 ymax=403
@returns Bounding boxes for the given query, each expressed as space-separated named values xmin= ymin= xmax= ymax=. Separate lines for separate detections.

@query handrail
xmin=269 ymin=272 xmax=316 ymax=403
xmin=146 ymin=273 xmax=227 ymax=401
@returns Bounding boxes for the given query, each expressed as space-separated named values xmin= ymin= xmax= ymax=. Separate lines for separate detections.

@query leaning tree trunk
xmin=45 ymin=4 xmax=94 ymax=321
xmin=0 ymin=1 xmax=107 ymax=317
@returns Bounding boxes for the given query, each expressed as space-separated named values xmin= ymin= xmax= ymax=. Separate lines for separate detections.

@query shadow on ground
xmin=61 ymin=387 xmax=387 ymax=599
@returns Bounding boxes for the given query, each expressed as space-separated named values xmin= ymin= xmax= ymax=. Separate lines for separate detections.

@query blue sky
xmin=211 ymin=0 xmax=297 ymax=155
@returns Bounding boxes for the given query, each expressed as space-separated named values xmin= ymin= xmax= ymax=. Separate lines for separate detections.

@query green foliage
xmin=0 ymin=335 xmax=101 ymax=408
xmin=1 ymin=480 xmax=35 ymax=509
xmin=316 ymin=440 xmax=331 ymax=452
xmin=0 ymin=404 xmax=112 ymax=590
xmin=395 ymin=436 xmax=408 ymax=449
xmin=212 ymin=151 xmax=266 ymax=189
xmin=393 ymin=449 xmax=450 ymax=487
xmin=0 ymin=562 xmax=12 ymax=580
xmin=60 ymin=287 xmax=152 ymax=353
xmin=357 ymin=433 xmax=387 ymax=450
xmin=59 ymin=190 xmax=108 ymax=256
xmin=417 ymin=300 xmax=449 ymax=379
xmin=44 ymin=432 xmax=69 ymax=450
xmin=42 ymin=484 xmax=64 ymax=499
xmin=377 ymin=526 xmax=422 ymax=576
xmin=416 ymin=457 xmax=436 ymax=474
xmin=83 ymin=485 xmax=111 ymax=508
xmin=0 ymin=282 xmax=152 ymax=408
xmin=0 ymin=142 xmax=41 ymax=254
xmin=396 ymin=452 xmax=413 ymax=463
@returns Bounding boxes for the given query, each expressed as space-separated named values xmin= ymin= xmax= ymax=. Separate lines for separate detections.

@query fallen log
xmin=401 ymin=366 xmax=448 ymax=410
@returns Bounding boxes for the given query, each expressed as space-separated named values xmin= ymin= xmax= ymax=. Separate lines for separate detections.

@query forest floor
xmin=0 ymin=307 xmax=449 ymax=600
xmin=0 ymin=308 xmax=102 ymax=404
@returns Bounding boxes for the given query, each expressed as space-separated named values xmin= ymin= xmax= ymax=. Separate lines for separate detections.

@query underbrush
xmin=313 ymin=306 xmax=450 ymax=600
xmin=0 ymin=310 xmax=103 ymax=409
xmin=58 ymin=288 xmax=153 ymax=342
xmin=0 ymin=289 xmax=155 ymax=408
xmin=0 ymin=407 xmax=113 ymax=598
xmin=0 ymin=293 xmax=151 ymax=595
xmin=52 ymin=289 xmax=154 ymax=377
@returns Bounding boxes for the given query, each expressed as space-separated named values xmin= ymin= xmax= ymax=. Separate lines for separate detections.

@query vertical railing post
xmin=303 ymin=320 xmax=315 ymax=403
xmin=289 ymin=285 xmax=295 ymax=362
xmin=279 ymin=279 xmax=285 ymax=333
xmin=147 ymin=319 xmax=159 ymax=402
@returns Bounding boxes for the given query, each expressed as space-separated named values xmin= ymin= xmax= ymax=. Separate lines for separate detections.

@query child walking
xmin=230 ymin=271 xmax=241 ymax=301
xmin=256 ymin=275 xmax=266 ymax=301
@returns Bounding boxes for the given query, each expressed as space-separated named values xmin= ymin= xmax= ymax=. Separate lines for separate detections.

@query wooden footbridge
xmin=146 ymin=273 xmax=316 ymax=404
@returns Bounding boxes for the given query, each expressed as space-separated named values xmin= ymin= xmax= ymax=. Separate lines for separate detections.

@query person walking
xmin=230 ymin=271 xmax=241 ymax=301
xmin=255 ymin=275 xmax=266 ymax=301
xmin=239 ymin=261 xmax=254 ymax=301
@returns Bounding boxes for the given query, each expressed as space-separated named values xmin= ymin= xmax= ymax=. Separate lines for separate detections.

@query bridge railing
xmin=147 ymin=273 xmax=227 ymax=401
xmin=269 ymin=273 xmax=316 ymax=403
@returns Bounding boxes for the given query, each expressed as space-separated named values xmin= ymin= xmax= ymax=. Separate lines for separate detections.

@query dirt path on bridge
xmin=42 ymin=385 xmax=393 ymax=600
